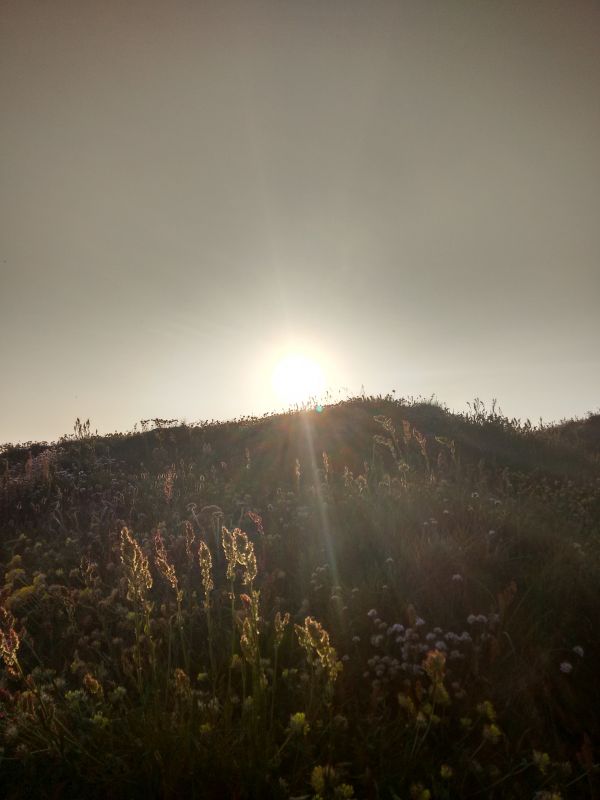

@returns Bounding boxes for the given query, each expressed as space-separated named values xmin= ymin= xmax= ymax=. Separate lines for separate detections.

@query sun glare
xmin=271 ymin=352 xmax=326 ymax=407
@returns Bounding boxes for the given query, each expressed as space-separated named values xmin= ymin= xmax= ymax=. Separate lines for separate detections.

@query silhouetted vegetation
xmin=1 ymin=396 xmax=599 ymax=798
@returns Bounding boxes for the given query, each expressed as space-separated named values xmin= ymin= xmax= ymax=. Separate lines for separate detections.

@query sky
xmin=1 ymin=0 xmax=599 ymax=445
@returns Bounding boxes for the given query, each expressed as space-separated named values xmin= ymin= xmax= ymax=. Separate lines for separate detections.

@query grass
xmin=0 ymin=395 xmax=598 ymax=798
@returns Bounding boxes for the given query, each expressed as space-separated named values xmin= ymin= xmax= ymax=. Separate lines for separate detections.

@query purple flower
xmin=560 ymin=661 xmax=573 ymax=674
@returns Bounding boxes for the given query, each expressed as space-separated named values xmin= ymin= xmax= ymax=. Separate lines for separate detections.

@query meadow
xmin=0 ymin=396 xmax=598 ymax=798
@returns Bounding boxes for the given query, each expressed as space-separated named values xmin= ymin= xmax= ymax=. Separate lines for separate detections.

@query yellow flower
xmin=289 ymin=712 xmax=310 ymax=736
xmin=477 ymin=700 xmax=496 ymax=721
xmin=311 ymin=765 xmax=336 ymax=795
xmin=533 ymin=750 xmax=551 ymax=774
xmin=311 ymin=766 xmax=326 ymax=795
xmin=483 ymin=723 xmax=502 ymax=744
xmin=409 ymin=783 xmax=431 ymax=800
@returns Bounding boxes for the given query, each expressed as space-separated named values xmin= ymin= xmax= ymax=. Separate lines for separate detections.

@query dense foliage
xmin=1 ymin=397 xmax=599 ymax=798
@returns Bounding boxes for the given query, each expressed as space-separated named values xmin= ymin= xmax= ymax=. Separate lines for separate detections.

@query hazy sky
xmin=1 ymin=0 xmax=599 ymax=444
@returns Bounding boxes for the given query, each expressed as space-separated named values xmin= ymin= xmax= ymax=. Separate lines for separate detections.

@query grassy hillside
xmin=1 ymin=397 xmax=599 ymax=798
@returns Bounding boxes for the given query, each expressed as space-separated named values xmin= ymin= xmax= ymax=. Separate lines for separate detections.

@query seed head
xmin=274 ymin=611 xmax=290 ymax=647
xmin=0 ymin=604 xmax=20 ymax=678
xmin=120 ymin=527 xmax=153 ymax=605
xmin=154 ymin=527 xmax=181 ymax=602
xmin=295 ymin=616 xmax=342 ymax=686
xmin=198 ymin=540 xmax=214 ymax=606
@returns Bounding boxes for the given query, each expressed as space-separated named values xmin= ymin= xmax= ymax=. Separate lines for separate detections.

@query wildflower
xmin=83 ymin=673 xmax=102 ymax=697
xmin=477 ymin=700 xmax=496 ymax=721
xmin=451 ymin=574 xmax=463 ymax=582
xmin=560 ymin=661 xmax=573 ymax=674
xmin=533 ymin=750 xmax=551 ymax=774
xmin=289 ymin=711 xmax=310 ymax=735
xmin=4 ymin=724 xmax=19 ymax=741
xmin=440 ymin=764 xmax=453 ymax=780
xmin=311 ymin=765 xmax=330 ymax=795
xmin=397 ymin=693 xmax=416 ymax=716
xmin=65 ymin=689 xmax=85 ymax=707
xmin=572 ymin=646 xmax=584 ymax=658
xmin=483 ymin=723 xmax=502 ymax=743
xmin=410 ymin=783 xmax=431 ymax=800
xmin=367 ymin=608 xmax=378 ymax=619
xmin=173 ymin=668 xmax=191 ymax=697
xmin=423 ymin=649 xmax=446 ymax=681
xmin=109 ymin=686 xmax=127 ymax=704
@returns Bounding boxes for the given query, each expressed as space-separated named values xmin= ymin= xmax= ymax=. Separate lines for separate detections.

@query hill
xmin=1 ymin=397 xmax=599 ymax=798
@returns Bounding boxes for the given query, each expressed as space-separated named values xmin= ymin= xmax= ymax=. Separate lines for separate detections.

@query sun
xmin=271 ymin=352 xmax=326 ymax=407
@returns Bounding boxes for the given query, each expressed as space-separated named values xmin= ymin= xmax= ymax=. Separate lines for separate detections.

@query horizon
xmin=2 ymin=391 xmax=598 ymax=450
xmin=2 ymin=0 xmax=599 ymax=445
